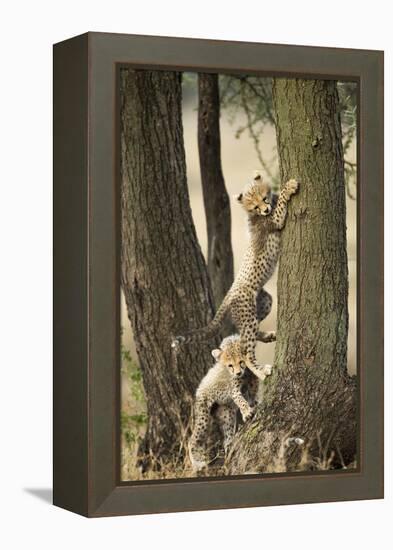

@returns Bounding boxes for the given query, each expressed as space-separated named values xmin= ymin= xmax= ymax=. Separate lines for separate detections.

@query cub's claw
xmin=242 ymin=407 xmax=255 ymax=422
xmin=285 ymin=178 xmax=299 ymax=197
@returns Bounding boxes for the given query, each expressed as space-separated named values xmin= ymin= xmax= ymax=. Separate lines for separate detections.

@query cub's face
xmin=235 ymin=172 xmax=273 ymax=217
xmin=212 ymin=341 xmax=247 ymax=378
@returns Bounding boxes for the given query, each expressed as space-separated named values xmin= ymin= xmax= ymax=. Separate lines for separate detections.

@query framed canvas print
xmin=53 ymin=32 xmax=384 ymax=517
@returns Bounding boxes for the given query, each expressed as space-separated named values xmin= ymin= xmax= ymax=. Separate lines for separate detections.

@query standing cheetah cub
xmin=189 ymin=334 xmax=272 ymax=472
xmin=173 ymin=172 xmax=299 ymax=380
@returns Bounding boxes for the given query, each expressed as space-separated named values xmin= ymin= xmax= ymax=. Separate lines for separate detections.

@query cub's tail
xmin=171 ymin=296 xmax=231 ymax=349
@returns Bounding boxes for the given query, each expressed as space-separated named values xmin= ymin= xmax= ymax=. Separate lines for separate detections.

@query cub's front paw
xmin=262 ymin=364 xmax=273 ymax=377
xmin=284 ymin=178 xmax=299 ymax=198
xmin=242 ymin=407 xmax=255 ymax=422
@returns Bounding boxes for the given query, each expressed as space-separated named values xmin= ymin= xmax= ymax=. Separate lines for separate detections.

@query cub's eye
xmin=254 ymin=205 xmax=259 ymax=210
xmin=228 ymin=364 xmax=233 ymax=369
xmin=263 ymin=197 xmax=270 ymax=204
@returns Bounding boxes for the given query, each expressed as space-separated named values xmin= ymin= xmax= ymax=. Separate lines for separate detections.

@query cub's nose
xmin=264 ymin=207 xmax=270 ymax=214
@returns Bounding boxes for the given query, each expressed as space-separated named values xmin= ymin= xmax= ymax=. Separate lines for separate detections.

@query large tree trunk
xmin=198 ymin=73 xmax=234 ymax=323
xmin=120 ymin=69 xmax=217 ymax=471
xmin=227 ymin=79 xmax=356 ymax=475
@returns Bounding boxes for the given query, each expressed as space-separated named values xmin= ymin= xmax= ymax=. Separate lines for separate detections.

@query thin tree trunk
xmin=227 ymin=79 xmax=356 ymax=474
xmin=198 ymin=73 xmax=234 ymax=323
xmin=120 ymin=69 xmax=217 ymax=470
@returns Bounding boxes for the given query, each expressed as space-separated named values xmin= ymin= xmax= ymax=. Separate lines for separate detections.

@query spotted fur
xmin=189 ymin=334 xmax=272 ymax=471
xmin=173 ymin=172 xmax=299 ymax=379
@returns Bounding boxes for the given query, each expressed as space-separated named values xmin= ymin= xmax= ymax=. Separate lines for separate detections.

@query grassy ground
xmin=120 ymin=334 xmax=148 ymax=481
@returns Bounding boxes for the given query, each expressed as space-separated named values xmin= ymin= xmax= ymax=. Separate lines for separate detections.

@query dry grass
xmin=121 ymin=398 xmax=227 ymax=481
xmin=121 ymin=418 xmax=356 ymax=481
xmin=262 ymin=431 xmax=357 ymax=475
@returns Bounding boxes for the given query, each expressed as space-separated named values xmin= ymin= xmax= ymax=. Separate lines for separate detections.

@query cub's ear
xmin=211 ymin=349 xmax=222 ymax=360
xmin=233 ymin=193 xmax=243 ymax=203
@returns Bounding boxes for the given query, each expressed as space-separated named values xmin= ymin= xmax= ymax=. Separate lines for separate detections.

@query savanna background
xmin=120 ymin=73 xmax=357 ymax=481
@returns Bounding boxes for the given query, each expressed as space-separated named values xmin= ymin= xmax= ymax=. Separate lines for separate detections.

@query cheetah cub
xmin=173 ymin=171 xmax=299 ymax=380
xmin=189 ymin=334 xmax=272 ymax=472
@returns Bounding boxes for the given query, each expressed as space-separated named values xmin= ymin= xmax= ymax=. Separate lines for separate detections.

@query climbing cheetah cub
xmin=189 ymin=334 xmax=272 ymax=472
xmin=173 ymin=171 xmax=299 ymax=380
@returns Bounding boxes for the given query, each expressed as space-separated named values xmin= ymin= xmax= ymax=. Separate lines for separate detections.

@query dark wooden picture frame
xmin=53 ymin=32 xmax=383 ymax=517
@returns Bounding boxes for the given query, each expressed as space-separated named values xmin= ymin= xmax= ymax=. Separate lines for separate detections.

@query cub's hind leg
xmin=231 ymin=296 xmax=270 ymax=381
xmin=256 ymin=289 xmax=276 ymax=343
xmin=189 ymin=397 xmax=212 ymax=472
xmin=256 ymin=289 xmax=272 ymax=322
xmin=243 ymin=370 xmax=260 ymax=408
xmin=214 ymin=405 xmax=237 ymax=453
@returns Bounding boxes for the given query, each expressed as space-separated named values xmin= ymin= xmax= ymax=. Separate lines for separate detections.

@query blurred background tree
xmin=197 ymin=73 xmax=235 ymax=333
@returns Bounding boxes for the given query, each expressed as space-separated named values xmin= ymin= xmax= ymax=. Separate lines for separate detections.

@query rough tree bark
xmin=227 ymin=79 xmax=356 ymax=474
xmin=198 ymin=73 xmax=234 ymax=319
xmin=120 ymin=69 xmax=217 ymax=470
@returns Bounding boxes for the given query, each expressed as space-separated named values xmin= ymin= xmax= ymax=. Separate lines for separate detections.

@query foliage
xmin=182 ymin=72 xmax=357 ymax=196
xmin=120 ymin=411 xmax=146 ymax=445
xmin=120 ymin=329 xmax=146 ymax=456
xmin=337 ymin=82 xmax=357 ymax=199
xmin=219 ymin=75 xmax=357 ymax=198
xmin=121 ymin=340 xmax=146 ymax=405
xmin=220 ymin=75 xmax=279 ymax=188
xmin=182 ymin=72 xmax=198 ymax=104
